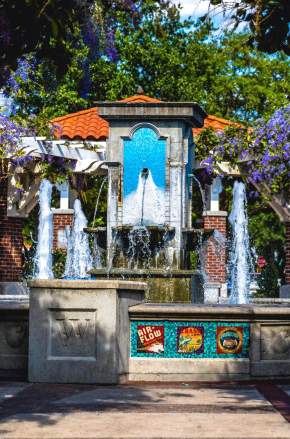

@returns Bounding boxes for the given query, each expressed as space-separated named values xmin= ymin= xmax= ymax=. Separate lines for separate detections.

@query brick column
xmin=285 ymin=222 xmax=290 ymax=285
xmin=0 ymin=177 xmax=24 ymax=285
xmin=203 ymin=211 xmax=227 ymax=302
xmin=52 ymin=209 xmax=74 ymax=251
xmin=280 ymin=222 xmax=290 ymax=298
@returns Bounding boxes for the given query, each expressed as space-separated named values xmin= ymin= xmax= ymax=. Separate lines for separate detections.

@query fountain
xmin=85 ymin=109 xmax=209 ymax=302
xmin=64 ymin=199 xmax=92 ymax=279
xmin=228 ymin=181 xmax=252 ymax=304
xmin=23 ymin=95 xmax=290 ymax=384
xmin=34 ymin=179 xmax=54 ymax=279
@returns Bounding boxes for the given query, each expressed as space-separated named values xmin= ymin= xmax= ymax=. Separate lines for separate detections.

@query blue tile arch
xmin=123 ymin=126 xmax=166 ymax=198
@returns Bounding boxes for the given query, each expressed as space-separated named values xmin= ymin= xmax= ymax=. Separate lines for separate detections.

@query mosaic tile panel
xmin=130 ymin=321 xmax=250 ymax=358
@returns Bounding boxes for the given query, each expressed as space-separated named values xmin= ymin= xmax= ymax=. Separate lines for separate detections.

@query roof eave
xmin=95 ymin=101 xmax=207 ymax=128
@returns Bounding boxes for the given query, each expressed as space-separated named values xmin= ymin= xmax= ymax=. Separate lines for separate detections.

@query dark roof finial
xmin=136 ymin=85 xmax=144 ymax=95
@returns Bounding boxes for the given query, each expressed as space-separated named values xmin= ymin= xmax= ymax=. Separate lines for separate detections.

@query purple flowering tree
xmin=0 ymin=114 xmax=33 ymax=176
xmin=197 ymin=105 xmax=290 ymax=200
xmin=0 ymin=114 xmax=75 ymax=191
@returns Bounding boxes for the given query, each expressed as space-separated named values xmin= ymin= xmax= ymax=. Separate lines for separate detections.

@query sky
xmin=173 ymin=0 xmax=212 ymax=19
xmin=172 ymin=0 xmax=238 ymax=29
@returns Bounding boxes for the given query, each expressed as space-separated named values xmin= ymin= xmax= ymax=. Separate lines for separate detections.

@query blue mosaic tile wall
xmin=123 ymin=127 xmax=166 ymax=197
xmin=131 ymin=321 xmax=250 ymax=359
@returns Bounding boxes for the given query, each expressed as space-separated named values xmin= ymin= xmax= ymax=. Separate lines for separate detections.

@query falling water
xmin=64 ymin=199 xmax=92 ymax=279
xmin=34 ymin=179 xmax=54 ymax=279
xmin=197 ymin=230 xmax=208 ymax=285
xmin=192 ymin=174 xmax=206 ymax=212
xmin=93 ymin=235 xmax=103 ymax=268
xmin=107 ymin=230 xmax=118 ymax=276
xmin=123 ymin=169 xmax=165 ymax=225
xmin=127 ymin=226 xmax=151 ymax=269
xmin=228 ymin=181 xmax=252 ymax=304
xmin=212 ymin=229 xmax=227 ymax=259
xmin=163 ymin=228 xmax=175 ymax=271
xmin=92 ymin=176 xmax=107 ymax=226
xmin=140 ymin=168 xmax=149 ymax=225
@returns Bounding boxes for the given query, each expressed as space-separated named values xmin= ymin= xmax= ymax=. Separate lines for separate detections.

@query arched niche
xmin=122 ymin=125 xmax=167 ymax=225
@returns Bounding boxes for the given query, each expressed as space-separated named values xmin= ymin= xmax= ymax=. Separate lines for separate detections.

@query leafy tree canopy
xmin=0 ymin=0 xmax=172 ymax=87
xmin=4 ymin=1 xmax=289 ymax=131
xmin=207 ymin=0 xmax=290 ymax=54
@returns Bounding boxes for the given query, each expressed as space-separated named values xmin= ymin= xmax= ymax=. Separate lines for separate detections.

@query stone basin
xmin=90 ymin=268 xmax=201 ymax=303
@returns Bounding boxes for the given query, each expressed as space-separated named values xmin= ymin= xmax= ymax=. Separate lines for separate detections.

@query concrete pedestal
xmin=28 ymin=280 xmax=145 ymax=384
xmin=0 ymin=296 xmax=29 ymax=379
xmin=0 ymin=282 xmax=28 ymax=295
xmin=280 ymin=284 xmax=290 ymax=298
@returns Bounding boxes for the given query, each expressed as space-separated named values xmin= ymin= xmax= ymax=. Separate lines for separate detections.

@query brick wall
xmin=0 ymin=177 xmax=23 ymax=281
xmin=285 ymin=222 xmax=290 ymax=284
xmin=53 ymin=212 xmax=73 ymax=251
xmin=203 ymin=213 xmax=227 ymax=284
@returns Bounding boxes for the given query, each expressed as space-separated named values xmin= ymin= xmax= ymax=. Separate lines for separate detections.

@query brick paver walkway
xmin=0 ymin=381 xmax=290 ymax=438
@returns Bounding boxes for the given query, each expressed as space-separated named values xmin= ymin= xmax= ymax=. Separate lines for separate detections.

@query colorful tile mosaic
xmin=177 ymin=326 xmax=204 ymax=354
xmin=216 ymin=326 xmax=243 ymax=354
xmin=137 ymin=325 xmax=164 ymax=354
xmin=130 ymin=321 xmax=250 ymax=358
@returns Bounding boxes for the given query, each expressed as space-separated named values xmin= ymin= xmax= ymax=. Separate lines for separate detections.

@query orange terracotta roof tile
xmin=51 ymin=108 xmax=109 ymax=141
xmin=192 ymin=114 xmax=240 ymax=136
xmin=50 ymin=94 xmax=162 ymax=140
xmin=51 ymin=98 xmax=237 ymax=141
xmin=119 ymin=94 xmax=162 ymax=103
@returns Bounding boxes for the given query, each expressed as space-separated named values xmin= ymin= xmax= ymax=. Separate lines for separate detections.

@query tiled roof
xmin=119 ymin=94 xmax=162 ymax=103
xmin=51 ymin=94 xmax=236 ymax=141
xmin=192 ymin=114 xmax=240 ymax=136
xmin=51 ymin=95 xmax=162 ymax=140
xmin=51 ymin=108 xmax=109 ymax=140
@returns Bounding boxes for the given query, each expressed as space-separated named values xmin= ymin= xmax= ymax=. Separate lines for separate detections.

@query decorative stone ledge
xmin=129 ymin=303 xmax=290 ymax=321
xmin=203 ymin=211 xmax=228 ymax=217
xmin=28 ymin=279 xmax=147 ymax=290
xmin=52 ymin=209 xmax=74 ymax=214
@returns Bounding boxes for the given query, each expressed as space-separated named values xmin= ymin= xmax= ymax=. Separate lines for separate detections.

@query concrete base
xmin=280 ymin=284 xmax=290 ymax=298
xmin=28 ymin=279 xmax=145 ymax=384
xmin=0 ymin=281 xmax=28 ymax=295
xmin=129 ymin=358 xmax=250 ymax=381
xmin=192 ymin=282 xmax=228 ymax=304
xmin=0 ymin=296 xmax=29 ymax=379
xmin=203 ymin=283 xmax=221 ymax=304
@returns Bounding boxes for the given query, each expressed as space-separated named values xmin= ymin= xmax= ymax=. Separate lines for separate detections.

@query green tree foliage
xmin=0 ymin=0 xmax=145 ymax=87
xmin=91 ymin=18 xmax=289 ymax=122
xmin=207 ymin=0 xmax=290 ymax=54
xmin=5 ymin=3 xmax=289 ymax=131
xmin=248 ymin=202 xmax=285 ymax=297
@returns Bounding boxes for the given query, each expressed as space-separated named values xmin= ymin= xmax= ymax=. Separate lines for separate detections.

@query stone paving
xmin=0 ymin=381 xmax=290 ymax=438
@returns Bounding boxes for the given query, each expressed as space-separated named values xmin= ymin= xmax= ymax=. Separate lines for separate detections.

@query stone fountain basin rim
xmin=90 ymin=268 xmax=199 ymax=278
xmin=84 ymin=227 xmax=107 ymax=233
xmin=28 ymin=279 xmax=147 ymax=290
xmin=0 ymin=295 xmax=29 ymax=310
xmin=113 ymin=225 xmax=175 ymax=232
xmin=129 ymin=302 xmax=290 ymax=320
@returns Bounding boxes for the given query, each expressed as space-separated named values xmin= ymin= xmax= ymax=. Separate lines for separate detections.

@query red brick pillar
xmin=203 ymin=212 xmax=227 ymax=283
xmin=280 ymin=222 xmax=290 ymax=298
xmin=285 ymin=222 xmax=290 ymax=284
xmin=203 ymin=211 xmax=227 ymax=302
xmin=52 ymin=209 xmax=74 ymax=251
xmin=0 ymin=177 xmax=24 ymax=284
